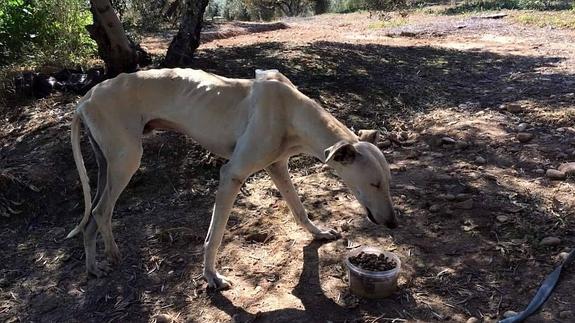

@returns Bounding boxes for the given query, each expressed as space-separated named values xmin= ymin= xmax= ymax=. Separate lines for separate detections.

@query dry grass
xmin=513 ymin=10 xmax=575 ymax=29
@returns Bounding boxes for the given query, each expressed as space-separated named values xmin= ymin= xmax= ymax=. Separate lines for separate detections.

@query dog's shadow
xmin=209 ymin=240 xmax=354 ymax=322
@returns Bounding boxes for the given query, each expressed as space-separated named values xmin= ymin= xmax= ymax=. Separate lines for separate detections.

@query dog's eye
xmin=370 ymin=182 xmax=381 ymax=189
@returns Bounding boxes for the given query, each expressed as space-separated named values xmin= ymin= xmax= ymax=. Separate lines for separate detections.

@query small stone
xmin=559 ymin=310 xmax=573 ymax=319
xmin=466 ymin=317 xmax=480 ymax=323
xmin=429 ymin=204 xmax=441 ymax=213
xmin=483 ymin=316 xmax=497 ymax=323
xmin=475 ymin=156 xmax=486 ymax=164
xmin=154 ymin=314 xmax=173 ymax=323
xmin=496 ymin=215 xmax=509 ymax=223
xmin=468 ymin=171 xmax=480 ymax=179
xmin=463 ymin=225 xmax=475 ymax=232
xmin=558 ymin=162 xmax=575 ymax=175
xmin=557 ymin=127 xmax=566 ymax=132
xmin=457 ymin=199 xmax=473 ymax=210
xmin=517 ymin=132 xmax=534 ymax=143
xmin=534 ymin=168 xmax=545 ymax=175
xmin=503 ymin=310 xmax=518 ymax=318
xmin=540 ymin=236 xmax=561 ymax=246
xmin=443 ymin=194 xmax=456 ymax=201
xmin=505 ymin=103 xmax=523 ymax=113
xmin=517 ymin=123 xmax=528 ymax=132
xmin=558 ymin=251 xmax=571 ymax=261
xmin=441 ymin=137 xmax=456 ymax=145
xmin=546 ymin=169 xmax=566 ymax=180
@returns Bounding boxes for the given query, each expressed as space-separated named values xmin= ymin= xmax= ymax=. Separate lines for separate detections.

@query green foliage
xmin=444 ymin=0 xmax=573 ymax=14
xmin=219 ymin=0 xmax=320 ymax=20
xmin=332 ymin=0 xmax=409 ymax=13
xmin=121 ymin=0 xmax=169 ymax=32
xmin=365 ymin=0 xmax=409 ymax=12
xmin=332 ymin=0 xmax=368 ymax=13
xmin=314 ymin=0 xmax=330 ymax=14
xmin=222 ymin=0 xmax=257 ymax=20
xmin=205 ymin=1 xmax=222 ymax=19
xmin=0 ymin=0 xmax=97 ymax=68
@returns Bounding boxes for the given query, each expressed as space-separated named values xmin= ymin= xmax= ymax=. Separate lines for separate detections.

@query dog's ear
xmin=324 ymin=141 xmax=358 ymax=164
xmin=358 ymin=129 xmax=379 ymax=144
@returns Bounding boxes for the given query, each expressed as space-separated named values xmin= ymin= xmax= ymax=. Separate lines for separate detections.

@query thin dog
xmin=67 ymin=68 xmax=398 ymax=289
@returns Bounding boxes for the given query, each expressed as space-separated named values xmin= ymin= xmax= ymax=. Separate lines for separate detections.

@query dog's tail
xmin=66 ymin=112 xmax=92 ymax=239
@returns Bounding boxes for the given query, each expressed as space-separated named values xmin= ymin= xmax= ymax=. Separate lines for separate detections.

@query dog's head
xmin=324 ymin=130 xmax=397 ymax=229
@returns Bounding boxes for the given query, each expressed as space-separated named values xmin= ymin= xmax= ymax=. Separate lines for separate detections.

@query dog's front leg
xmin=203 ymin=163 xmax=245 ymax=290
xmin=266 ymin=160 xmax=341 ymax=240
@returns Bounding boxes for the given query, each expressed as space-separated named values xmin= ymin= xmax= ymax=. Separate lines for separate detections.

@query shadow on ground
xmin=0 ymin=39 xmax=573 ymax=322
xmin=194 ymin=41 xmax=573 ymax=122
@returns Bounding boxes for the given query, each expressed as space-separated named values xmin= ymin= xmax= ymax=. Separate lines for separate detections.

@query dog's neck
xmin=295 ymin=100 xmax=358 ymax=163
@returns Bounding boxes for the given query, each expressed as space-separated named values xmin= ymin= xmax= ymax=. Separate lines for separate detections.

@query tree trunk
xmin=87 ymin=0 xmax=149 ymax=77
xmin=163 ymin=0 xmax=210 ymax=67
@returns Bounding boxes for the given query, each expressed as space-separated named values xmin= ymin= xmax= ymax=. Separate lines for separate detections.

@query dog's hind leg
xmin=266 ymin=159 xmax=340 ymax=240
xmin=82 ymin=133 xmax=110 ymax=277
xmin=88 ymin=139 xmax=143 ymax=275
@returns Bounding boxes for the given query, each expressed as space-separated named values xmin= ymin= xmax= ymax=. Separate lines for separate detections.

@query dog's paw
xmin=87 ymin=261 xmax=113 ymax=278
xmin=313 ymin=229 xmax=342 ymax=240
xmin=105 ymin=246 xmax=122 ymax=265
xmin=204 ymin=271 xmax=232 ymax=290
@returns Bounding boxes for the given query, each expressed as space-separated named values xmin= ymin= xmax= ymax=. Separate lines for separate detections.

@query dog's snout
xmin=385 ymin=208 xmax=399 ymax=229
xmin=366 ymin=208 xmax=379 ymax=225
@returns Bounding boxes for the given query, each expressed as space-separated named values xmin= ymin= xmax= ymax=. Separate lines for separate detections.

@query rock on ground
xmin=517 ymin=132 xmax=534 ymax=143
xmin=558 ymin=162 xmax=575 ymax=175
xmin=546 ymin=169 xmax=566 ymax=180
xmin=540 ymin=236 xmax=561 ymax=246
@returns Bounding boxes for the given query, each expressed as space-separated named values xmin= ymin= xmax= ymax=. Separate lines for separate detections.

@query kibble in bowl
xmin=344 ymin=246 xmax=401 ymax=298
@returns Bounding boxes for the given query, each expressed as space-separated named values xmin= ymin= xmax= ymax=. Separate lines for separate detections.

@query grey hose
xmin=499 ymin=249 xmax=574 ymax=323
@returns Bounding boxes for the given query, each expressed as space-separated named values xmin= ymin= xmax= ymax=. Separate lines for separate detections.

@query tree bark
xmin=163 ymin=0 xmax=210 ymax=67
xmin=87 ymin=0 xmax=149 ymax=77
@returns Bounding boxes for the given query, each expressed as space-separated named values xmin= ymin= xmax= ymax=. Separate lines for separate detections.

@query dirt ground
xmin=1 ymin=10 xmax=575 ymax=323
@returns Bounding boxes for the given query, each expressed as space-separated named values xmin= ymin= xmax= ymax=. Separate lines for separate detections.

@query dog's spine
xmin=66 ymin=112 xmax=92 ymax=239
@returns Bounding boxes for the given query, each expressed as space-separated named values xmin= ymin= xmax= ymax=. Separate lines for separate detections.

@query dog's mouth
xmin=366 ymin=207 xmax=379 ymax=225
